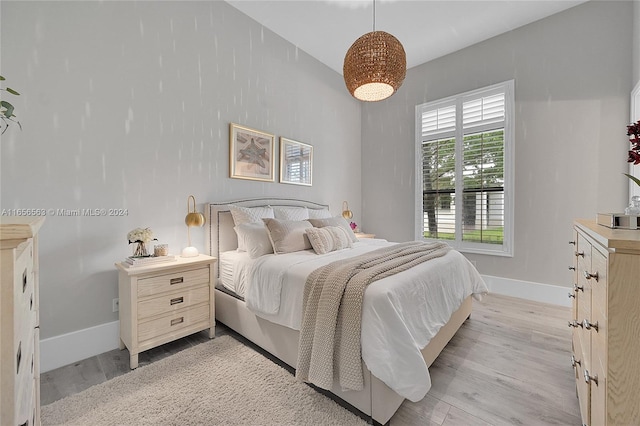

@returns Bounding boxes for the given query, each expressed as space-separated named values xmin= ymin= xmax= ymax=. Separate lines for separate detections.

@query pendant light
xmin=343 ymin=0 xmax=406 ymax=102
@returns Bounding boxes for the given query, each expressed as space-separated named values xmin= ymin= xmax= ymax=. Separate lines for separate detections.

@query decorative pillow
xmin=272 ymin=206 xmax=309 ymax=221
xmin=233 ymin=222 xmax=274 ymax=259
xmin=307 ymin=208 xmax=332 ymax=219
xmin=262 ymin=218 xmax=312 ymax=254
xmin=308 ymin=216 xmax=358 ymax=243
xmin=229 ymin=205 xmax=274 ymax=227
xmin=306 ymin=226 xmax=352 ymax=255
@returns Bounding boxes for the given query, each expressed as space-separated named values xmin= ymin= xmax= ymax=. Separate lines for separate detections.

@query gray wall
xmin=634 ymin=0 xmax=640 ymax=86
xmin=1 ymin=1 xmax=361 ymax=339
xmin=361 ymin=1 xmax=633 ymax=288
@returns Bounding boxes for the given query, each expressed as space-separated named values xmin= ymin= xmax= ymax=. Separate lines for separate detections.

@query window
xmin=415 ymin=80 xmax=514 ymax=256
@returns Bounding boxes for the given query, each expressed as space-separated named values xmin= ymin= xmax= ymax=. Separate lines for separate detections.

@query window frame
xmin=414 ymin=80 xmax=514 ymax=257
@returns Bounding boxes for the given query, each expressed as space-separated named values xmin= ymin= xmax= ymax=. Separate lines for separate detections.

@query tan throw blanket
xmin=295 ymin=241 xmax=451 ymax=392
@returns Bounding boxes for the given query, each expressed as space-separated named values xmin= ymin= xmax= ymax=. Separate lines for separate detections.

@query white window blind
xmin=415 ymin=81 xmax=514 ymax=256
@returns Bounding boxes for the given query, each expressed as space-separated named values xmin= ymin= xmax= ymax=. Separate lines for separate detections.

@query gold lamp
xmin=343 ymin=0 xmax=406 ymax=102
xmin=341 ymin=201 xmax=353 ymax=220
xmin=181 ymin=195 xmax=205 ymax=258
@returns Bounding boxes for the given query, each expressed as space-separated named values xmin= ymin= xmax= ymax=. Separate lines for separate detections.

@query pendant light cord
xmin=372 ymin=0 xmax=376 ymax=32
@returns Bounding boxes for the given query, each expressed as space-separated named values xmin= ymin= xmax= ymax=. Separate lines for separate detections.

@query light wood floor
xmin=40 ymin=294 xmax=581 ymax=425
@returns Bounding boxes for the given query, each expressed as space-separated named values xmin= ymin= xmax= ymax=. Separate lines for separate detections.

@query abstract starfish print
xmin=238 ymin=138 xmax=268 ymax=168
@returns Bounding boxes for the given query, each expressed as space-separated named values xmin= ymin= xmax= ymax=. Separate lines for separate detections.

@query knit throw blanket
xmin=295 ymin=241 xmax=451 ymax=392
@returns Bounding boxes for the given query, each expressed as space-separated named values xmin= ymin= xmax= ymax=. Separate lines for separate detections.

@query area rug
xmin=41 ymin=335 xmax=368 ymax=425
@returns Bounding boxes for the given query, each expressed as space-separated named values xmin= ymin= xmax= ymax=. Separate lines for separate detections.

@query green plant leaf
xmin=0 ymin=101 xmax=14 ymax=118
xmin=624 ymin=173 xmax=640 ymax=187
xmin=0 ymin=75 xmax=5 ymax=81
xmin=6 ymin=87 xmax=19 ymax=96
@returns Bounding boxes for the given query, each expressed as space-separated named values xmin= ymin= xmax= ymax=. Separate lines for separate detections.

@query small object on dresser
xmin=125 ymin=255 xmax=177 ymax=267
xmin=624 ymin=195 xmax=640 ymax=215
xmin=154 ymin=243 xmax=168 ymax=257
xmin=127 ymin=227 xmax=157 ymax=257
xmin=596 ymin=212 xmax=640 ymax=229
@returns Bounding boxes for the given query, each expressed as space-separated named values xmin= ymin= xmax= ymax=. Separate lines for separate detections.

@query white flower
xmin=127 ymin=227 xmax=155 ymax=243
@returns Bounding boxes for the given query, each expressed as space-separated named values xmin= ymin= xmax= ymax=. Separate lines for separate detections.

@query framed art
xmin=229 ymin=123 xmax=275 ymax=182
xmin=280 ymin=137 xmax=313 ymax=186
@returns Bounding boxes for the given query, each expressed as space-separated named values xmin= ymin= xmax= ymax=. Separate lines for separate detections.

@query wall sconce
xmin=182 ymin=195 xmax=205 ymax=258
xmin=342 ymin=201 xmax=353 ymax=220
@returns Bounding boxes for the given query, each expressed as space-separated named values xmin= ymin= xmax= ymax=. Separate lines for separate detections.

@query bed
xmin=207 ymin=198 xmax=488 ymax=425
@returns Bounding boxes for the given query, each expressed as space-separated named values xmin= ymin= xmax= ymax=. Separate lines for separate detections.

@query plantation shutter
xmin=417 ymin=81 xmax=513 ymax=256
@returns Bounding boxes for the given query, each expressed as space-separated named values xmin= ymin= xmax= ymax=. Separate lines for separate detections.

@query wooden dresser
xmin=115 ymin=254 xmax=216 ymax=369
xmin=569 ymin=219 xmax=640 ymax=425
xmin=1 ymin=217 xmax=45 ymax=426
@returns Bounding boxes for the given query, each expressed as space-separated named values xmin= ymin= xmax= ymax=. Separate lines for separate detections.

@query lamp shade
xmin=185 ymin=212 xmax=205 ymax=227
xmin=343 ymin=31 xmax=406 ymax=102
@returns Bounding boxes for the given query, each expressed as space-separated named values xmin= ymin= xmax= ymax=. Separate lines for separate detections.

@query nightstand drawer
xmin=137 ymin=266 xmax=210 ymax=297
xmin=138 ymin=304 xmax=210 ymax=343
xmin=138 ymin=285 xmax=209 ymax=320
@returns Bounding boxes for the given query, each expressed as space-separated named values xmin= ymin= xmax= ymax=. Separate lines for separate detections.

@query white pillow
xmin=262 ymin=218 xmax=312 ymax=254
xmin=307 ymin=208 xmax=332 ymax=219
xmin=308 ymin=216 xmax=358 ymax=243
xmin=229 ymin=205 xmax=274 ymax=227
xmin=306 ymin=226 xmax=352 ymax=255
xmin=233 ymin=223 xmax=274 ymax=259
xmin=272 ymin=206 xmax=309 ymax=221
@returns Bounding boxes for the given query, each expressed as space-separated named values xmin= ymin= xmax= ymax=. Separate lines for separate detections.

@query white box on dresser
xmin=569 ymin=219 xmax=640 ymax=426
xmin=1 ymin=216 xmax=45 ymax=426
xmin=115 ymin=254 xmax=216 ymax=369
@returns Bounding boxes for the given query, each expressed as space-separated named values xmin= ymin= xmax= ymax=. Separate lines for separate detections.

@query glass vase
xmin=624 ymin=195 xmax=640 ymax=215
xmin=132 ymin=241 xmax=149 ymax=257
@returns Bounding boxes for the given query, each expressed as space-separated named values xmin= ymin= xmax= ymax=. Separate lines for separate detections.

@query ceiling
xmin=226 ymin=0 xmax=588 ymax=75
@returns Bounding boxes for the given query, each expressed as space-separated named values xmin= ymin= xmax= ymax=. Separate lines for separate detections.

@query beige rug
xmin=41 ymin=335 xmax=368 ymax=426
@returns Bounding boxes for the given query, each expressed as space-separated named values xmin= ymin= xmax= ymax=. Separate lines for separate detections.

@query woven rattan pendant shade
xmin=343 ymin=30 xmax=406 ymax=102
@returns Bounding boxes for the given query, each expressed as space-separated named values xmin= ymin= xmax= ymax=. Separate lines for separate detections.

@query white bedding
xmin=224 ymin=239 xmax=488 ymax=402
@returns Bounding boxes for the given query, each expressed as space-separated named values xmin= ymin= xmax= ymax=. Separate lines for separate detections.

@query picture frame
xmin=229 ymin=123 xmax=275 ymax=182
xmin=279 ymin=137 xmax=313 ymax=186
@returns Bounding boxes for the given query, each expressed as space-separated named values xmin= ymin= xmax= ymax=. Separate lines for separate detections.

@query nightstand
xmin=354 ymin=232 xmax=376 ymax=239
xmin=115 ymin=254 xmax=216 ymax=369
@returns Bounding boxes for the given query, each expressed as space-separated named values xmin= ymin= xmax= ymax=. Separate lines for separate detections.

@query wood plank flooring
xmin=40 ymin=294 xmax=581 ymax=425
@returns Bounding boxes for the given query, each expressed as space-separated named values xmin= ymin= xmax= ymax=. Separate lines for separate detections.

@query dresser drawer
xmin=137 ymin=267 xmax=210 ymax=297
xmin=138 ymin=304 xmax=210 ymax=343
xmin=138 ymin=285 xmax=210 ymax=320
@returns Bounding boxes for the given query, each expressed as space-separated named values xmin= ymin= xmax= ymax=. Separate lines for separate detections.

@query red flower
xmin=627 ymin=120 xmax=640 ymax=164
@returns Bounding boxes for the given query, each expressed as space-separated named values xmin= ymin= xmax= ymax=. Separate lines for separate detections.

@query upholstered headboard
xmin=206 ymin=198 xmax=330 ymax=279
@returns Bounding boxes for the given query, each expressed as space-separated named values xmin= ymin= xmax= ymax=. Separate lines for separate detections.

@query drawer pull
xmin=16 ymin=341 xmax=22 ymax=374
xmin=23 ymin=269 xmax=28 ymax=292
xmin=584 ymin=270 xmax=599 ymax=281
xmin=30 ymin=294 xmax=33 ymax=310
xmin=170 ymin=317 xmax=184 ymax=326
xmin=170 ymin=297 xmax=184 ymax=306
xmin=582 ymin=319 xmax=598 ymax=332
xmin=568 ymin=292 xmax=575 ymax=299
xmin=569 ymin=241 xmax=576 ymax=245
xmin=584 ymin=369 xmax=598 ymax=385
xmin=568 ymin=320 xmax=583 ymax=328
xmin=573 ymin=283 xmax=584 ymax=292
xmin=570 ymin=355 xmax=581 ymax=368
xmin=574 ymin=251 xmax=584 ymax=258
xmin=568 ymin=266 xmax=576 ymax=271
xmin=170 ymin=277 xmax=184 ymax=285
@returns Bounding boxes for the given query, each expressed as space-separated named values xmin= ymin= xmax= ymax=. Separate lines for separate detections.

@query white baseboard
xmin=40 ymin=320 xmax=121 ymax=373
xmin=481 ymin=274 xmax=572 ymax=307
xmin=39 ymin=276 xmax=570 ymax=373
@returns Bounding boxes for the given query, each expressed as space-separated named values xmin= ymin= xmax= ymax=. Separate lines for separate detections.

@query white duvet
xmin=224 ymin=239 xmax=488 ymax=402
